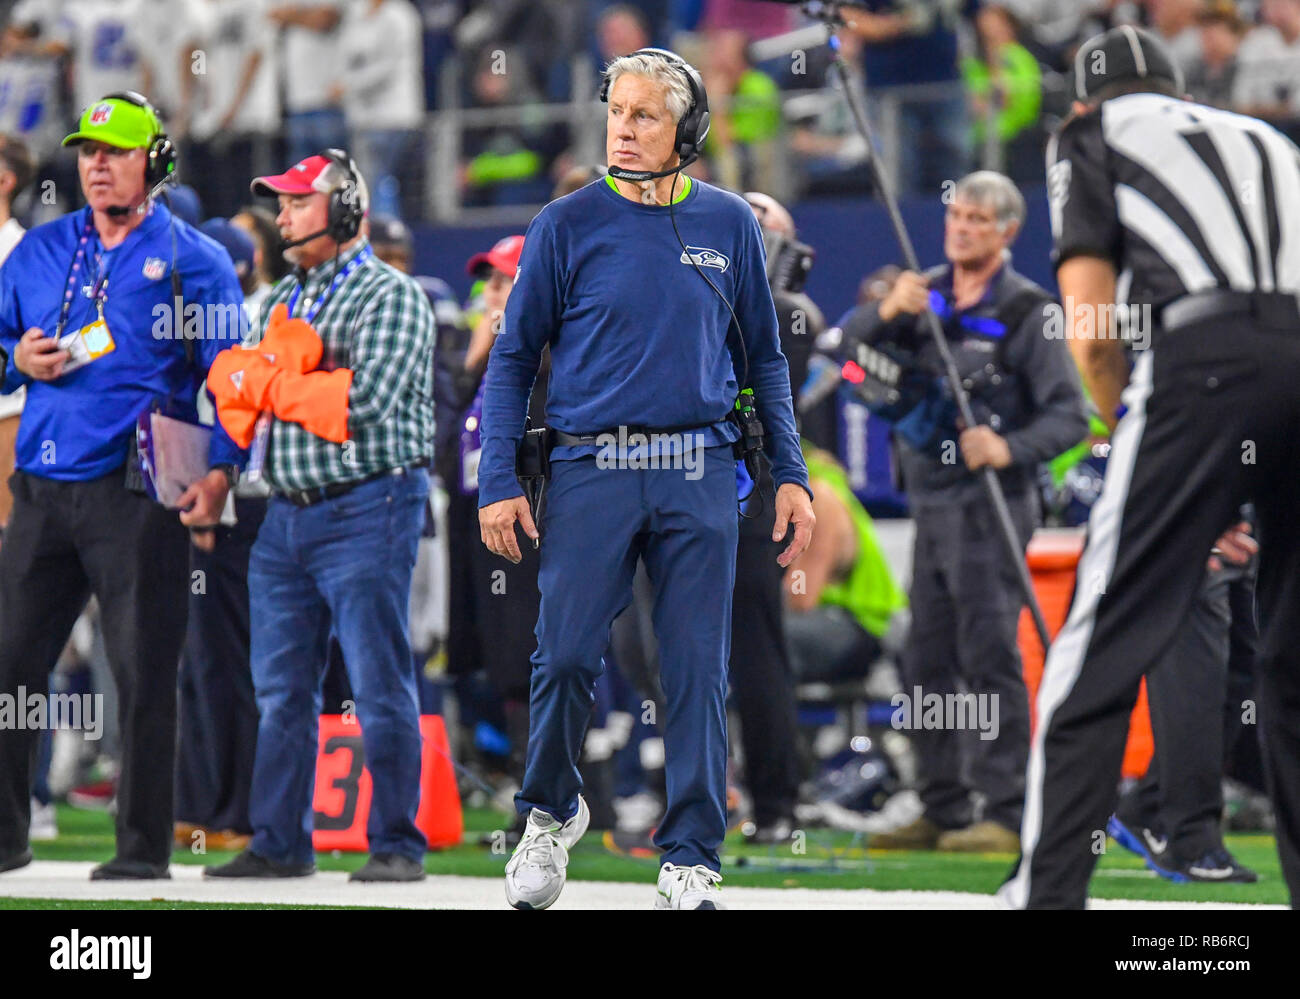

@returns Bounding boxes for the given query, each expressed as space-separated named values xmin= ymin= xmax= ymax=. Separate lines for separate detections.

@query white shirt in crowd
xmin=126 ymin=0 xmax=209 ymax=122
xmin=0 ymin=219 xmax=26 ymax=420
xmin=54 ymin=0 xmax=146 ymax=114
xmin=191 ymin=0 xmax=281 ymax=138
xmin=1233 ymin=25 xmax=1300 ymax=113
xmin=337 ymin=0 xmax=424 ymax=131
xmin=280 ymin=0 xmax=343 ymax=114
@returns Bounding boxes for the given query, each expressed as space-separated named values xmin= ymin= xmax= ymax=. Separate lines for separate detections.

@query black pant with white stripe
xmin=1001 ymin=318 xmax=1300 ymax=908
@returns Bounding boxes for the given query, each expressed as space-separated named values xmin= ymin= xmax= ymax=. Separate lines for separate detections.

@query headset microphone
xmin=607 ymin=150 xmax=700 ymax=183
xmin=280 ymin=226 xmax=332 ymax=249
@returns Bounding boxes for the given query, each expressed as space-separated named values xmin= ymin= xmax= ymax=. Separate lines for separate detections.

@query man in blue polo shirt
xmin=0 ymin=92 xmax=244 ymax=879
xmin=478 ymin=49 xmax=814 ymax=910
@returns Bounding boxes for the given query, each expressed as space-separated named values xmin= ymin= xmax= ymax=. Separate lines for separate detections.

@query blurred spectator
xmin=334 ymin=0 xmax=424 ymax=220
xmin=552 ymin=163 xmax=605 ymax=199
xmin=442 ymin=235 xmax=541 ymax=798
xmin=701 ymin=29 xmax=783 ymax=194
xmin=174 ymin=214 xmax=266 ymax=857
xmin=1233 ymin=0 xmax=1300 ymax=130
xmin=596 ymin=3 xmax=652 ymax=62
xmin=0 ymin=133 xmax=31 ymax=527
xmin=1146 ymin=0 xmax=1206 ymax=73
xmin=993 ymin=0 xmax=1108 ymax=71
xmin=162 ymin=183 xmax=203 ymax=227
xmin=0 ymin=134 xmax=31 ymax=255
xmin=782 ymin=442 xmax=908 ymax=686
xmin=965 ymin=6 xmax=1042 ymax=144
xmin=700 ymin=0 xmax=795 ymax=40
xmin=231 ymin=204 xmax=285 ymax=324
xmin=787 ymin=30 xmax=874 ymax=197
xmin=270 ymin=1 xmax=347 ymax=163
xmin=0 ymin=5 xmax=66 ymax=172
xmin=460 ymin=45 xmax=568 ymax=206
xmin=842 ymin=1 xmax=976 ymax=195
xmin=1185 ymin=0 xmax=1249 ymax=108
xmin=131 ymin=0 xmax=206 ymax=128
xmin=189 ymin=0 xmax=281 ymax=221
xmin=368 ymin=213 xmax=414 ymax=273
xmin=963 ymin=4 xmax=1043 ymax=183
xmin=47 ymin=0 xmax=146 ymax=115
xmin=454 ymin=0 xmax=584 ymax=101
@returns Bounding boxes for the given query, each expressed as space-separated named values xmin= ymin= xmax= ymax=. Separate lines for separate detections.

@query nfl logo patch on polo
xmin=142 ymin=258 xmax=166 ymax=281
xmin=89 ymin=104 xmax=113 ymax=125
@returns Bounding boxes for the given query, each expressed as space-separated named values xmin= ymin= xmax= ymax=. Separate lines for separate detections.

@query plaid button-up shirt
xmin=249 ymin=239 xmax=434 ymax=492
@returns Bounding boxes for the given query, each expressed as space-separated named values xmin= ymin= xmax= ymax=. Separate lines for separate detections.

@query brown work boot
xmin=936 ymin=821 xmax=1020 ymax=853
xmin=869 ymin=816 xmax=943 ymax=850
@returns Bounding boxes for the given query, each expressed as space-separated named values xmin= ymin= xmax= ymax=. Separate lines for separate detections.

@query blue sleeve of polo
xmin=477 ymin=216 xmax=561 ymax=506
xmin=734 ymin=211 xmax=811 ymax=499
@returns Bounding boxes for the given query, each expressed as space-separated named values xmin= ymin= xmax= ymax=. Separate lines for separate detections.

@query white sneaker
xmin=655 ymin=863 xmax=725 ymax=909
xmin=29 ymin=798 xmax=58 ymax=842
xmin=504 ymin=795 xmax=590 ymax=910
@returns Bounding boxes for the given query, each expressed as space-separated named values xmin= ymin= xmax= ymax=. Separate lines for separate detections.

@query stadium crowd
xmin=3 ymin=0 xmax=1300 ymax=217
xmin=0 ymin=0 xmax=1288 ymax=903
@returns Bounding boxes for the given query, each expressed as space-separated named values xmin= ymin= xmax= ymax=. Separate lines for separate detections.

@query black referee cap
xmin=1074 ymin=25 xmax=1185 ymax=102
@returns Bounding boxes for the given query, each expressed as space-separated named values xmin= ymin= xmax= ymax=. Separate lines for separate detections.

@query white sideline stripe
xmin=0 ymin=861 xmax=1280 ymax=910
xmin=1001 ymin=350 xmax=1155 ymax=910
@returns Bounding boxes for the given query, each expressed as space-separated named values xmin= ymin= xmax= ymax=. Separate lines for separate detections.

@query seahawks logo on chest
xmin=679 ymin=246 xmax=730 ymax=273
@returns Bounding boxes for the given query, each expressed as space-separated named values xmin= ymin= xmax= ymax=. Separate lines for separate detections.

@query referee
xmin=1001 ymin=26 xmax=1300 ymax=909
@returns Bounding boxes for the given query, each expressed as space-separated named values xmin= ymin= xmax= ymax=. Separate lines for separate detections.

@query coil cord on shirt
xmin=665 ymin=173 xmax=766 ymax=518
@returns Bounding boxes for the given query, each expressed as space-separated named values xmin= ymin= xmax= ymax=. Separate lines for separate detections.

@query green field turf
xmin=3 ymin=803 xmax=1283 ymax=907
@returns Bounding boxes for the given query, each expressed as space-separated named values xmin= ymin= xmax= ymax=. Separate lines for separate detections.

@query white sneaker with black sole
xmin=504 ymin=795 xmax=590 ymax=910
xmin=656 ymin=863 xmax=725 ymax=909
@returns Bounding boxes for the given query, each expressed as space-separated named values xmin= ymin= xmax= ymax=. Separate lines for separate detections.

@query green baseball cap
xmin=62 ymin=94 xmax=161 ymax=150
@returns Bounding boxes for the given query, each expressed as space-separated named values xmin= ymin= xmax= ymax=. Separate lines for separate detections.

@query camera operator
xmin=744 ymin=192 xmax=834 ymax=451
xmin=838 ymin=171 xmax=1087 ymax=853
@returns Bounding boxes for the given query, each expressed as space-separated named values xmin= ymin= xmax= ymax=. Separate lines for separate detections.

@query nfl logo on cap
xmin=142 ymin=258 xmax=166 ymax=281
xmin=89 ymin=103 xmax=113 ymax=125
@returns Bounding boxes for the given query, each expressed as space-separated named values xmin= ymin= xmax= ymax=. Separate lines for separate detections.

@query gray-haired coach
xmin=477 ymin=48 xmax=814 ymax=910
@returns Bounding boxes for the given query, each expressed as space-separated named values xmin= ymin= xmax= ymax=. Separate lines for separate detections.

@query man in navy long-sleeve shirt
xmin=479 ymin=49 xmax=814 ymax=910
xmin=0 ymin=93 xmax=245 ymax=880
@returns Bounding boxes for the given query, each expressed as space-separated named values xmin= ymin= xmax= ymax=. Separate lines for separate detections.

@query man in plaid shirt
xmin=204 ymin=151 xmax=434 ymax=883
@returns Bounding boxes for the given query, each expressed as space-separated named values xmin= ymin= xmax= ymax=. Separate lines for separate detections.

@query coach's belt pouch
xmin=516 ymin=426 xmax=554 ymax=481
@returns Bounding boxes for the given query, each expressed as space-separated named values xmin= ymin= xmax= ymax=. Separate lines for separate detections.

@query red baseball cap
xmin=251 ymin=154 xmax=349 ymax=198
xmin=466 ymin=235 xmax=525 ymax=278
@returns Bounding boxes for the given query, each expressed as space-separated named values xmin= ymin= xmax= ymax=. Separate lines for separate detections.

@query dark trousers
xmin=1115 ymin=561 xmax=1252 ymax=860
xmin=445 ymin=487 xmax=540 ymax=703
xmin=0 ymin=469 xmax=189 ymax=866
xmin=903 ymin=489 xmax=1036 ymax=832
xmin=1004 ymin=322 xmax=1300 ymax=908
xmin=174 ymin=497 xmax=267 ymax=833
xmin=730 ymin=482 xmax=802 ymax=825
xmin=517 ymin=449 xmax=738 ymax=870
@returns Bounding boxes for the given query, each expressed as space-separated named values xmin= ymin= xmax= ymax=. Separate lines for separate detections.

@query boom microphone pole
xmin=791 ymin=0 xmax=1054 ymax=651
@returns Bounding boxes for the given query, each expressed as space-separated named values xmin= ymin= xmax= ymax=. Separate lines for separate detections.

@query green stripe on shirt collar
xmin=606 ymin=173 xmax=692 ymax=204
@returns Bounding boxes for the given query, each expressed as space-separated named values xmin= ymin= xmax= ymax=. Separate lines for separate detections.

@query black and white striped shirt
xmin=1046 ymin=92 xmax=1300 ymax=307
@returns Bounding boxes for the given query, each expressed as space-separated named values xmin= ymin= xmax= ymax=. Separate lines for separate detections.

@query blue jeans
xmin=351 ymin=128 xmax=419 ymax=219
xmin=516 ymin=448 xmax=739 ymax=871
xmin=286 ymin=109 xmax=349 ymax=167
xmin=247 ymin=468 xmax=429 ymax=864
